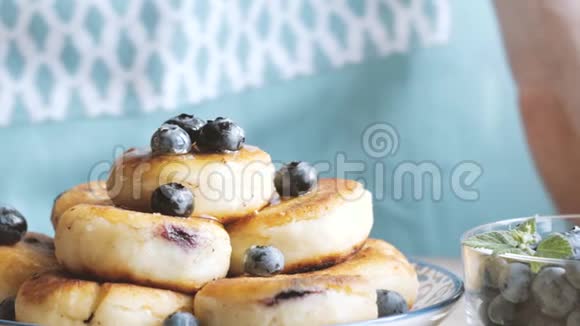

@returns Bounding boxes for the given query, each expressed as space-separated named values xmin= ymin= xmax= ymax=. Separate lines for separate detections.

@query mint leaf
xmin=462 ymin=231 xmax=519 ymax=252
xmin=531 ymin=233 xmax=574 ymax=273
xmin=535 ymin=233 xmax=573 ymax=259
xmin=511 ymin=230 xmax=539 ymax=247
xmin=515 ymin=217 xmax=536 ymax=235
xmin=463 ymin=218 xmax=539 ymax=256
xmin=512 ymin=218 xmax=540 ymax=246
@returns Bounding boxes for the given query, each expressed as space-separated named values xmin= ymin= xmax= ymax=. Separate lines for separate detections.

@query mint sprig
xmin=462 ymin=231 xmax=520 ymax=253
xmin=535 ymin=233 xmax=573 ymax=259
xmin=463 ymin=217 xmax=576 ymax=273
xmin=463 ymin=218 xmax=538 ymax=255
xmin=515 ymin=217 xmax=536 ymax=234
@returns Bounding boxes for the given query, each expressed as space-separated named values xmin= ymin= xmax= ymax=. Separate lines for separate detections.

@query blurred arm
xmin=494 ymin=0 xmax=580 ymax=213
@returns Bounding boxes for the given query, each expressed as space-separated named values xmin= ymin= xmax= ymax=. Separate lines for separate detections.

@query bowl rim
xmin=461 ymin=214 xmax=580 ymax=264
xmin=341 ymin=259 xmax=465 ymax=325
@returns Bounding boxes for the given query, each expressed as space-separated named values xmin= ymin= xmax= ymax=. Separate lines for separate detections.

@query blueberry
xmin=480 ymin=286 xmax=500 ymax=302
xmin=477 ymin=300 xmax=492 ymax=325
xmin=567 ymin=309 xmax=580 ymax=326
xmin=515 ymin=300 xmax=539 ymax=326
xmin=487 ymin=295 xmax=517 ymax=325
xmin=476 ymin=287 xmax=499 ymax=325
xmin=151 ymin=124 xmax=192 ymax=155
xmin=196 ymin=117 xmax=245 ymax=152
xmin=0 ymin=207 xmax=27 ymax=246
xmin=163 ymin=312 xmax=199 ymax=326
xmin=565 ymin=262 xmax=580 ymax=289
xmin=274 ymin=161 xmax=318 ymax=197
xmin=498 ymin=262 xmax=532 ymax=303
xmin=0 ymin=296 xmax=15 ymax=321
xmin=151 ymin=183 xmax=194 ymax=217
xmin=376 ymin=290 xmax=408 ymax=318
xmin=532 ymin=267 xmax=578 ymax=318
xmin=164 ymin=114 xmax=205 ymax=142
xmin=243 ymin=245 xmax=284 ymax=277
xmin=483 ymin=256 xmax=508 ymax=289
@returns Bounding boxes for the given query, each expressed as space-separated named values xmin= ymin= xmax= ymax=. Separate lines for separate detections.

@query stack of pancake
xmin=6 ymin=127 xmax=418 ymax=326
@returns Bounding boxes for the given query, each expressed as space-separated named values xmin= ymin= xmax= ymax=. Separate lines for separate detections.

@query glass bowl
xmin=461 ymin=215 xmax=580 ymax=325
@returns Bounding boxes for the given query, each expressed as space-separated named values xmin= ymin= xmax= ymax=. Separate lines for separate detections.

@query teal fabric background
xmin=0 ymin=0 xmax=554 ymax=256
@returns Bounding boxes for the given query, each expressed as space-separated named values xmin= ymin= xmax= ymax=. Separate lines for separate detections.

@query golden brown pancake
xmin=227 ymin=179 xmax=373 ymax=275
xmin=55 ymin=204 xmax=231 ymax=293
xmin=195 ymin=239 xmax=418 ymax=326
xmin=0 ymin=232 xmax=59 ymax=302
xmin=106 ymin=145 xmax=275 ymax=224
xmin=314 ymin=238 xmax=418 ymax=306
xmin=195 ymin=274 xmax=376 ymax=326
xmin=51 ymin=181 xmax=112 ymax=229
xmin=16 ymin=271 xmax=193 ymax=326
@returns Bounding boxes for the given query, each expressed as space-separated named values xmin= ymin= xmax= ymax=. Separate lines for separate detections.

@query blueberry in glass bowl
xmin=461 ymin=215 xmax=580 ymax=325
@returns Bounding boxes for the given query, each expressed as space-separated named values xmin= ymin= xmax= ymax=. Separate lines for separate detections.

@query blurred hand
xmin=495 ymin=0 xmax=580 ymax=213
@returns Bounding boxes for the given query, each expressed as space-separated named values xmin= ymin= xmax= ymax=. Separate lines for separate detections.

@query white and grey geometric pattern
xmin=0 ymin=0 xmax=451 ymax=126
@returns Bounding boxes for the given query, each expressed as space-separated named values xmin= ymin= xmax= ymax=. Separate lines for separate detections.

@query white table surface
xmin=419 ymin=258 xmax=465 ymax=326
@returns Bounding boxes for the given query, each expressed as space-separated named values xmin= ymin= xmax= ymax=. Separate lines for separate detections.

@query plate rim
xmin=341 ymin=258 xmax=465 ymax=325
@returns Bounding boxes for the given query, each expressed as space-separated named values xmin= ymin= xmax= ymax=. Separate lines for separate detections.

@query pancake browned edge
xmin=194 ymin=239 xmax=418 ymax=326
xmin=227 ymin=179 xmax=373 ymax=276
xmin=106 ymin=145 xmax=275 ymax=224
xmin=0 ymin=232 xmax=59 ymax=302
xmin=51 ymin=181 xmax=111 ymax=229
xmin=15 ymin=272 xmax=193 ymax=326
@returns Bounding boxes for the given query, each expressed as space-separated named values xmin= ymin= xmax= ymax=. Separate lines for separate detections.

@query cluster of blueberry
xmin=151 ymin=114 xmax=245 ymax=155
xmin=148 ymin=114 xmax=246 ymax=218
xmin=480 ymin=245 xmax=580 ymax=324
xmin=148 ymin=114 xmax=247 ymax=218
xmin=0 ymin=207 xmax=29 ymax=321
xmin=149 ymin=114 xmax=320 ymax=218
